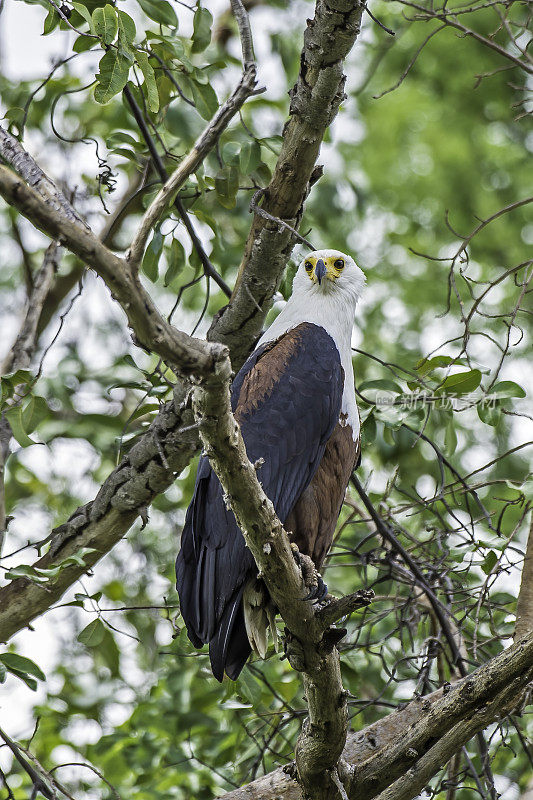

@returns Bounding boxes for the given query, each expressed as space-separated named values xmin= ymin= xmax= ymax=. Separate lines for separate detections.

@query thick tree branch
xmin=209 ymin=0 xmax=366 ymax=369
xmin=220 ymin=632 xmax=533 ymax=800
xmin=0 ymin=165 xmax=218 ymax=375
xmin=0 ymin=388 xmax=199 ymax=642
xmin=0 ymin=125 xmax=87 ymax=228
xmin=367 ymin=674 xmax=531 ymax=800
xmin=192 ymin=357 xmax=366 ymax=799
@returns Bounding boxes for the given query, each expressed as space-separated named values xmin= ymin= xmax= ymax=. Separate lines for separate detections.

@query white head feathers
xmin=257 ymin=250 xmax=364 ymax=440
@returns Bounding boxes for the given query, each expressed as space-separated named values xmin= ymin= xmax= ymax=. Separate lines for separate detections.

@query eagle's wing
xmin=176 ymin=322 xmax=344 ymax=680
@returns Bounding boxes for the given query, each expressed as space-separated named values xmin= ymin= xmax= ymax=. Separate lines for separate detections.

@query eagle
xmin=176 ymin=249 xmax=365 ymax=681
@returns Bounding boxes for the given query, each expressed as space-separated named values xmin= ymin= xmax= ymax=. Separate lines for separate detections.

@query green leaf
xmin=488 ymin=381 xmax=526 ymax=399
xmin=222 ymin=141 xmax=241 ymax=166
xmin=191 ymin=80 xmax=218 ymax=120
xmin=92 ymin=4 xmax=117 ymax=44
xmin=95 ymin=50 xmax=131 ymax=104
xmin=78 ymin=619 xmax=106 ymax=647
xmin=191 ymin=6 xmax=212 ymax=53
xmin=359 ymin=379 xmax=403 ymax=394
xmin=4 ymin=549 xmax=98 ymax=584
xmin=444 ymin=418 xmax=457 ymax=456
xmin=99 ymin=628 xmax=121 ymax=676
xmin=138 ymin=0 xmax=178 ymax=27
xmin=477 ymin=399 xmax=501 ymax=427
xmin=164 ymin=238 xmax=186 ymax=286
xmin=42 ymin=6 xmax=59 ymax=34
xmin=240 ymin=140 xmax=261 ymax=174
xmin=5 ymin=404 xmax=37 ymax=447
xmin=236 ymin=670 xmax=262 ymax=706
xmin=416 ymin=355 xmax=456 ymax=375
xmin=72 ymin=2 xmax=94 ymax=31
xmin=437 ymin=369 xmax=482 ymax=396
xmin=142 ymin=229 xmax=164 ymax=281
xmin=135 ymin=51 xmax=159 ymax=112
xmin=481 ymin=550 xmax=498 ymax=575
xmin=215 ymin=166 xmax=239 ymax=209
xmin=22 ymin=395 xmax=49 ymax=434
xmin=0 ymin=653 xmax=45 ymax=681
xmin=117 ymin=9 xmax=136 ymax=43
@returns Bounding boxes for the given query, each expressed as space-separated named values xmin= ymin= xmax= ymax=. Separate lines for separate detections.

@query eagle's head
xmin=293 ymin=249 xmax=365 ymax=304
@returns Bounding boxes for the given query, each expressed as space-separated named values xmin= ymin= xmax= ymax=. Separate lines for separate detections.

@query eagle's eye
xmin=304 ymin=261 xmax=313 ymax=272
xmin=334 ymin=258 xmax=345 ymax=270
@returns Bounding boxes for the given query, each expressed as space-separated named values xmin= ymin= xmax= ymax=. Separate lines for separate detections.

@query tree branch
xmin=123 ymin=85 xmax=232 ymax=298
xmin=1 ymin=241 xmax=61 ymax=555
xmin=209 ymin=0 xmax=367 ymax=369
xmin=191 ymin=355 xmax=367 ymax=799
xmin=0 ymin=125 xmax=87 ymax=228
xmin=0 ymin=165 xmax=218 ymax=375
xmin=219 ymin=632 xmax=533 ymax=800
xmin=127 ymin=62 xmax=258 ymax=268
xmin=0 ymin=388 xmax=199 ymax=643
xmin=1 ymin=242 xmax=61 ymax=376
xmin=515 ymin=514 xmax=533 ymax=641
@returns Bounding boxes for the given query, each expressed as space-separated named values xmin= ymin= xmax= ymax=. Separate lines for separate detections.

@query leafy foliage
xmin=0 ymin=0 xmax=531 ymax=797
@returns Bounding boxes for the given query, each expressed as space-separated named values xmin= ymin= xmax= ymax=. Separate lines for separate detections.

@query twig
xmin=230 ymin=0 xmax=256 ymax=65
xmin=350 ymin=473 xmax=466 ymax=671
xmin=515 ymin=514 xmax=533 ymax=641
xmin=364 ymin=4 xmax=395 ymax=35
xmin=0 ymin=728 xmax=54 ymax=800
xmin=249 ymin=189 xmax=315 ymax=249
xmin=0 ymin=242 xmax=61 ymax=555
xmin=127 ymin=63 xmax=258 ymax=267
xmin=316 ymin=589 xmax=375 ymax=628
xmin=123 ymin=85 xmax=231 ymax=297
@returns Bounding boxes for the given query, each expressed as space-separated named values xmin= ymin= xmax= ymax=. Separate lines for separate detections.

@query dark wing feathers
xmin=176 ymin=322 xmax=344 ymax=680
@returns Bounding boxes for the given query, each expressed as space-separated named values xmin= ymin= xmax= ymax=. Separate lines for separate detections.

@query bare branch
xmin=220 ymin=632 xmax=533 ymax=800
xmin=127 ymin=63 xmax=258 ymax=268
xmin=230 ymin=0 xmax=255 ymax=65
xmin=0 ymin=389 xmax=199 ymax=643
xmin=122 ymin=85 xmax=232 ymax=298
xmin=191 ymin=360 xmax=357 ymax=799
xmin=0 ymin=124 xmax=87 ymax=228
xmin=515 ymin=515 xmax=533 ymax=641
xmin=1 ymin=242 xmax=61 ymax=375
xmin=0 ymin=165 xmax=218 ymax=375
xmin=0 ymin=241 xmax=61 ymax=555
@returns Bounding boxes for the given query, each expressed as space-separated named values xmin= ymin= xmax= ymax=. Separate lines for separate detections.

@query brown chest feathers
xmin=285 ymin=420 xmax=359 ymax=569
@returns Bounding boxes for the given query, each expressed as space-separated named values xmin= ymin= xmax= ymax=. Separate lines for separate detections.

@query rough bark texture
xmin=209 ymin=0 xmax=366 ymax=370
xmin=0 ymin=124 xmax=87 ymax=228
xmin=515 ymin=517 xmax=533 ymax=641
xmin=193 ymin=363 xmax=370 ymax=798
xmin=0 ymin=166 xmax=218 ymax=375
xmin=0 ymin=389 xmax=198 ymax=642
xmin=219 ymin=633 xmax=533 ymax=800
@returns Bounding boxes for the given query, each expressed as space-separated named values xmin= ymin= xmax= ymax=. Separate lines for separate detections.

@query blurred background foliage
xmin=0 ymin=0 xmax=531 ymax=797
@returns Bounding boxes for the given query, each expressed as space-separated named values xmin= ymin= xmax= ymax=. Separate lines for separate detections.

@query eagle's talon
xmin=302 ymin=575 xmax=328 ymax=602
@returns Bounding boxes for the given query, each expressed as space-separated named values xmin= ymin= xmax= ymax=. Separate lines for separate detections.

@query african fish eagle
xmin=176 ymin=249 xmax=365 ymax=681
